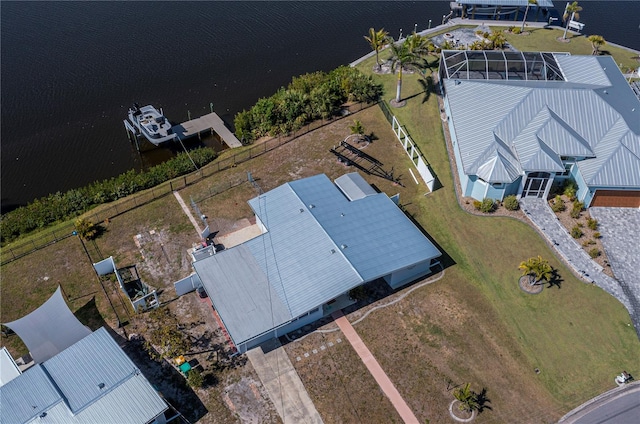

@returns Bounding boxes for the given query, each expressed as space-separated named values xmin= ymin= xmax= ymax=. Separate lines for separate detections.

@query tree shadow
xmin=476 ymin=387 xmax=492 ymax=413
xmin=417 ymin=75 xmax=437 ymax=104
xmin=547 ymin=269 xmax=563 ymax=289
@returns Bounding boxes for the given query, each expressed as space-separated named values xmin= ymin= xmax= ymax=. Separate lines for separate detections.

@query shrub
xmin=512 ymin=27 xmax=522 ymax=34
xmin=551 ymin=195 xmax=565 ymax=212
xmin=593 ymin=232 xmax=601 ymax=239
xmin=473 ymin=200 xmax=482 ymax=210
xmin=589 ymin=248 xmax=601 ymax=258
xmin=571 ymin=225 xmax=583 ymax=239
xmin=187 ymin=369 xmax=203 ymax=388
xmin=563 ymin=179 xmax=578 ymax=201
xmin=570 ymin=201 xmax=584 ymax=219
xmin=577 ymin=222 xmax=584 ymax=228
xmin=503 ymin=195 xmax=519 ymax=211
xmin=479 ymin=198 xmax=496 ymax=213
xmin=74 ymin=218 xmax=97 ymax=241
xmin=587 ymin=218 xmax=598 ymax=230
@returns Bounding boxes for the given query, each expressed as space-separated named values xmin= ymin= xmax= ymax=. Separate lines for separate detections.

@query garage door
xmin=591 ymin=190 xmax=640 ymax=207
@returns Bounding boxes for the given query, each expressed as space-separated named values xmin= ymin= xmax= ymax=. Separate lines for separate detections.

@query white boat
xmin=127 ymin=103 xmax=177 ymax=145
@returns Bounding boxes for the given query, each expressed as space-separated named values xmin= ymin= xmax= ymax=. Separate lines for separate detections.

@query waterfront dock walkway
xmin=172 ymin=112 xmax=243 ymax=148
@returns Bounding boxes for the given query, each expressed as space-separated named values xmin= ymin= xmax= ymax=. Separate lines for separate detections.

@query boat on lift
xmin=127 ymin=103 xmax=177 ymax=145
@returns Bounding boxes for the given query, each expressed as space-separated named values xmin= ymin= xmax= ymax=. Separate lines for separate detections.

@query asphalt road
xmin=566 ymin=385 xmax=640 ymax=424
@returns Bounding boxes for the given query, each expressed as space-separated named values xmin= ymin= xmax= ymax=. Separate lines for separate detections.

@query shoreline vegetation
xmin=1 ymin=67 xmax=381 ymax=246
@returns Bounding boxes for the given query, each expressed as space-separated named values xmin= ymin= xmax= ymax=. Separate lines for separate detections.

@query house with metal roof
xmin=439 ymin=50 xmax=640 ymax=207
xmin=193 ymin=173 xmax=442 ymax=353
xmin=0 ymin=327 xmax=168 ymax=424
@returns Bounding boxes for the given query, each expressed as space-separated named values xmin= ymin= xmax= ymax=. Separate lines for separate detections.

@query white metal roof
xmin=443 ymin=53 xmax=640 ymax=187
xmin=456 ymin=0 xmax=554 ymax=6
xmin=0 ymin=328 xmax=167 ymax=424
xmin=0 ymin=347 xmax=21 ymax=387
xmin=334 ymin=172 xmax=378 ymax=200
xmin=194 ymin=174 xmax=441 ymax=346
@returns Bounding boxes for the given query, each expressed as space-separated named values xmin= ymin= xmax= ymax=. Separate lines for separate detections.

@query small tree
xmin=562 ymin=1 xmax=583 ymax=40
xmin=364 ymin=27 xmax=389 ymax=70
xmin=74 ymin=217 xmax=97 ymax=240
xmin=349 ymin=119 xmax=365 ymax=136
xmin=518 ymin=256 xmax=553 ymax=285
xmin=454 ymin=383 xmax=479 ymax=413
xmin=587 ymin=35 xmax=606 ymax=55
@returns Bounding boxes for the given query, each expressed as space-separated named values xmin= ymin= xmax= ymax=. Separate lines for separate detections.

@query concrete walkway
xmin=246 ymin=339 xmax=323 ymax=424
xmin=332 ymin=310 xmax=420 ymax=424
xmin=173 ymin=191 xmax=203 ymax=236
xmin=520 ymin=198 xmax=640 ymax=337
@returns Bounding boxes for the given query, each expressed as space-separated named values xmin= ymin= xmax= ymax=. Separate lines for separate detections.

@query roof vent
xmin=341 ymin=244 xmax=347 ymax=249
xmin=40 ymin=413 xmax=47 ymax=418
xmin=603 ymin=90 xmax=608 ymax=94
xmin=98 ymin=382 xmax=105 ymax=390
xmin=309 ymin=204 xmax=315 ymax=208
xmin=299 ymin=208 xmax=304 ymax=213
xmin=455 ymin=80 xmax=461 ymax=85
xmin=340 ymin=213 xmax=345 ymax=217
xmin=330 ymin=249 xmax=336 ymax=254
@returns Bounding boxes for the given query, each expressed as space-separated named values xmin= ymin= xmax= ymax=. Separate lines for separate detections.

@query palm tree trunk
xmin=521 ymin=5 xmax=530 ymax=32
xmin=396 ymin=67 xmax=403 ymax=102
xmin=375 ymin=50 xmax=380 ymax=69
xmin=563 ymin=12 xmax=574 ymax=39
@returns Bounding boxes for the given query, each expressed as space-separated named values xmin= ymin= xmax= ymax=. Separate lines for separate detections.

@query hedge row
xmin=1 ymin=147 xmax=217 ymax=244
xmin=234 ymin=66 xmax=382 ymax=142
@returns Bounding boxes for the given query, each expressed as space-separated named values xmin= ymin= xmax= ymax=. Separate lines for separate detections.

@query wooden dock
xmin=172 ymin=112 xmax=242 ymax=148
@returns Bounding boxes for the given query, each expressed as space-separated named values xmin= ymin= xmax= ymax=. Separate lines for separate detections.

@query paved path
xmin=173 ymin=191 xmax=203 ymax=236
xmin=589 ymin=208 xmax=640 ymax=338
xmin=246 ymin=339 xmax=323 ymax=424
xmin=559 ymin=381 xmax=640 ymax=423
xmin=520 ymin=198 xmax=639 ymax=337
xmin=332 ymin=310 xmax=419 ymax=424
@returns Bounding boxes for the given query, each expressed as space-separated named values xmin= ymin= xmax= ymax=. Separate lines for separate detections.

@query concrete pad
xmin=217 ymin=223 xmax=262 ymax=249
xmin=246 ymin=339 xmax=323 ymax=424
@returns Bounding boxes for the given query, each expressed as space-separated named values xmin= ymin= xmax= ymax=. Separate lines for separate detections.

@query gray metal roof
xmin=194 ymin=244 xmax=294 ymax=345
xmin=443 ymin=53 xmax=640 ymax=188
xmin=335 ymin=172 xmax=377 ymax=201
xmin=456 ymin=0 xmax=554 ymax=6
xmin=0 ymin=328 xmax=167 ymax=424
xmin=195 ymin=174 xmax=441 ymax=346
xmin=0 ymin=365 xmax=62 ymax=423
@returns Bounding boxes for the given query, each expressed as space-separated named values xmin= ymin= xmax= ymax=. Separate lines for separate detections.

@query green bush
xmin=570 ymin=201 xmax=584 ymax=219
xmin=479 ymin=198 xmax=496 ymax=213
xmin=187 ymin=369 xmax=203 ymax=388
xmin=551 ymin=195 xmax=565 ymax=212
xmin=571 ymin=225 xmax=583 ymax=239
xmin=587 ymin=218 xmax=598 ymax=230
xmin=503 ymin=195 xmax=519 ymax=211
xmin=1 ymin=147 xmax=217 ymax=244
xmin=589 ymin=248 xmax=601 ymax=258
xmin=512 ymin=27 xmax=522 ymax=34
xmin=593 ymin=232 xmax=601 ymax=239
xmin=234 ymin=66 xmax=382 ymax=143
xmin=473 ymin=200 xmax=482 ymax=210
xmin=563 ymin=179 xmax=578 ymax=201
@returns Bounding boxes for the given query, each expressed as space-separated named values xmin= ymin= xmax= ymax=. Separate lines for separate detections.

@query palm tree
xmin=488 ymin=30 xmax=507 ymax=50
xmin=454 ymin=383 xmax=480 ymax=413
xmin=562 ymin=1 xmax=583 ymax=40
xmin=388 ymin=34 xmax=427 ymax=104
xmin=518 ymin=256 xmax=553 ymax=285
xmin=364 ymin=28 xmax=389 ymax=70
xmin=521 ymin=0 xmax=538 ymax=32
xmin=588 ymin=34 xmax=606 ymax=55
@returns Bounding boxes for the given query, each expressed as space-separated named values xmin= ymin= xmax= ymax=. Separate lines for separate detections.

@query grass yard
xmin=344 ymin=37 xmax=640 ymax=422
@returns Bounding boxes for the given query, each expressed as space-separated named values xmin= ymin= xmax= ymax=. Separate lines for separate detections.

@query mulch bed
xmin=519 ymin=275 xmax=544 ymax=294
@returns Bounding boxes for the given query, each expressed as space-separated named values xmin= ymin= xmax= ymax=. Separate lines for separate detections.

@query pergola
xmin=440 ymin=50 xmax=567 ymax=81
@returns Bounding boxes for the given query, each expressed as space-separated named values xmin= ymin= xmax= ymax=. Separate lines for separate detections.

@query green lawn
xmin=354 ymin=37 xmax=640 ymax=418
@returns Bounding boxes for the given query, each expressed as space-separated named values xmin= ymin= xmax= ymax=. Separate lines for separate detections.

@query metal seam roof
xmin=442 ymin=53 xmax=640 ymax=190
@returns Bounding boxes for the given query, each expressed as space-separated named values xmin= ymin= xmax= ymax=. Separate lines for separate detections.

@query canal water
xmin=2 ymin=1 xmax=638 ymax=213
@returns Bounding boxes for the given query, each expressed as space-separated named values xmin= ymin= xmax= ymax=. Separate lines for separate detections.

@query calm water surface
xmin=2 ymin=1 xmax=638 ymax=213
